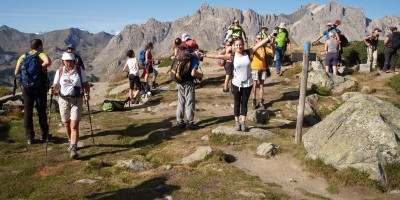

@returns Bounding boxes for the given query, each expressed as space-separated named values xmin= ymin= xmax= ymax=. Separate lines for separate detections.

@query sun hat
xmin=62 ymin=52 xmax=75 ymax=61
xmin=278 ymin=23 xmax=286 ymax=29
xmin=67 ymin=44 xmax=76 ymax=49
xmin=261 ymin=26 xmax=268 ymax=30
xmin=181 ymin=33 xmax=190 ymax=42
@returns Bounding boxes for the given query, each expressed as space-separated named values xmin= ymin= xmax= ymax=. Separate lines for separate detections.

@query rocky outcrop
xmin=307 ymin=70 xmax=357 ymax=94
xmin=303 ymin=93 xmax=400 ymax=182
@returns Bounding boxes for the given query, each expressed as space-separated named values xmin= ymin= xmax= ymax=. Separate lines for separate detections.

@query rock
xmin=201 ymin=135 xmax=210 ymax=141
xmin=0 ymin=110 xmax=6 ymax=116
xmin=75 ymin=179 xmax=97 ymax=184
xmin=292 ymin=94 xmax=320 ymax=125
xmin=307 ymin=70 xmax=334 ymax=91
xmin=361 ymin=86 xmax=375 ymax=94
xmin=303 ymin=93 xmax=400 ymax=182
xmin=270 ymin=119 xmax=293 ymax=124
xmin=169 ymin=100 xmax=178 ymax=107
xmin=166 ymin=164 xmax=173 ymax=170
xmin=163 ymin=195 xmax=173 ymax=200
xmin=256 ymin=143 xmax=278 ymax=157
xmin=0 ymin=93 xmax=23 ymax=109
xmin=238 ymin=190 xmax=266 ymax=198
xmin=212 ymin=126 xmax=276 ymax=139
xmin=332 ymin=80 xmax=357 ymax=94
xmin=285 ymin=101 xmax=297 ymax=111
xmin=288 ymin=178 xmax=297 ymax=183
xmin=108 ymin=82 xmax=129 ymax=96
xmin=2 ymin=99 xmax=23 ymax=111
xmin=115 ymin=159 xmax=154 ymax=171
xmin=181 ymin=146 xmax=212 ymax=164
xmin=311 ymin=61 xmax=324 ymax=71
xmin=358 ymin=63 xmax=371 ymax=73
xmin=341 ymin=92 xmax=361 ymax=101
xmin=248 ymin=110 xmax=269 ymax=124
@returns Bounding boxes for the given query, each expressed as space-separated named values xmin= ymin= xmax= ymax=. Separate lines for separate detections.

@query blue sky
xmin=0 ymin=0 xmax=399 ymax=34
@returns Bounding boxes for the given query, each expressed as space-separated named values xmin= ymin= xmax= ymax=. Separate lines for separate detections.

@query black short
xmin=224 ymin=61 xmax=233 ymax=76
xmin=128 ymin=74 xmax=141 ymax=90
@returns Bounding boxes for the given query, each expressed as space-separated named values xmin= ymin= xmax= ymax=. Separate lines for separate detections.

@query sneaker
xmin=252 ymin=99 xmax=257 ymax=110
xmin=131 ymin=97 xmax=136 ymax=104
xmin=240 ymin=121 xmax=246 ymax=132
xmin=186 ymin=123 xmax=200 ymax=130
xmin=386 ymin=70 xmax=391 ymax=73
xmin=177 ymin=121 xmax=185 ymax=129
xmin=151 ymin=81 xmax=157 ymax=89
xmin=70 ymin=145 xmax=78 ymax=159
xmin=27 ymin=139 xmax=33 ymax=145
xmin=259 ymin=99 xmax=265 ymax=110
xmin=67 ymin=146 xmax=72 ymax=152
xmin=234 ymin=121 xmax=241 ymax=131
xmin=222 ymin=88 xmax=230 ymax=94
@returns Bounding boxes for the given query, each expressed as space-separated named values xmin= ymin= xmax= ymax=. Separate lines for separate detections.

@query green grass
xmin=0 ymin=86 xmax=12 ymax=97
xmin=389 ymin=74 xmax=400 ymax=95
xmin=314 ymin=85 xmax=332 ymax=96
xmin=384 ymin=162 xmax=400 ymax=190
xmin=158 ymin=55 xmax=173 ymax=68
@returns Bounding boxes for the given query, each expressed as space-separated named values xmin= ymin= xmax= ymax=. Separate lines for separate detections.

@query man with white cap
xmin=274 ymin=22 xmax=290 ymax=75
xmin=66 ymin=44 xmax=85 ymax=70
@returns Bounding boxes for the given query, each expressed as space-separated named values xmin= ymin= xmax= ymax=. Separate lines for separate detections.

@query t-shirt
xmin=322 ymin=29 xmax=337 ymax=40
xmin=232 ymin=52 xmax=253 ymax=88
xmin=366 ymin=34 xmax=379 ymax=47
xmin=53 ymin=66 xmax=87 ymax=96
xmin=251 ymin=46 xmax=269 ymax=70
xmin=275 ymin=28 xmax=288 ymax=47
xmin=16 ymin=50 xmax=47 ymax=67
xmin=229 ymin=25 xmax=244 ymax=39
xmin=127 ymin=58 xmax=139 ymax=76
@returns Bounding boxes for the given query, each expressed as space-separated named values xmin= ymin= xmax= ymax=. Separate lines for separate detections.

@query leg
xmin=232 ymin=85 xmax=241 ymax=130
xmin=64 ymin=121 xmax=71 ymax=141
xmin=275 ymin=48 xmax=283 ymax=74
xmin=389 ymin=49 xmax=397 ymax=72
xmin=176 ymin=83 xmax=185 ymax=124
xmin=59 ymin=97 xmax=72 ymax=140
xmin=22 ymin=88 xmax=35 ymax=141
xmin=383 ymin=48 xmax=392 ymax=72
xmin=239 ymin=86 xmax=252 ymax=131
xmin=224 ymin=75 xmax=230 ymax=91
xmin=366 ymin=47 xmax=373 ymax=68
xmin=70 ymin=120 xmax=80 ymax=145
xmin=36 ymin=89 xmax=49 ymax=139
xmin=372 ymin=49 xmax=378 ymax=70
xmin=185 ymin=82 xmax=195 ymax=125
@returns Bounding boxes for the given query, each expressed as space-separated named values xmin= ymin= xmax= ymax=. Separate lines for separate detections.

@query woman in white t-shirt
xmin=204 ymin=37 xmax=271 ymax=131
xmin=48 ymin=52 xmax=90 ymax=159
xmin=123 ymin=50 xmax=141 ymax=104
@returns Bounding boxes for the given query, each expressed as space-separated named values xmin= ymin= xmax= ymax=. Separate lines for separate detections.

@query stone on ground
xmin=108 ymin=82 xmax=129 ymax=96
xmin=115 ymin=159 xmax=154 ymax=171
xmin=256 ymin=143 xmax=278 ymax=157
xmin=181 ymin=146 xmax=212 ymax=164
xmin=211 ymin=126 xmax=276 ymax=139
xmin=248 ymin=109 xmax=269 ymax=124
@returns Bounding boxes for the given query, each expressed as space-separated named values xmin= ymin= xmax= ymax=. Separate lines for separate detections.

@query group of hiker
xmin=14 ymin=18 xmax=399 ymax=159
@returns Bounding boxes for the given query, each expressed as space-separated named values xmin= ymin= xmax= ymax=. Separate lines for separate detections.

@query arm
xmin=364 ymin=35 xmax=371 ymax=46
xmin=249 ymin=38 xmax=271 ymax=55
xmin=242 ymin=29 xmax=248 ymax=42
xmin=324 ymin=41 xmax=329 ymax=52
xmin=314 ymin=34 xmax=323 ymax=43
xmin=384 ymin=37 xmax=389 ymax=46
xmin=191 ymin=68 xmax=204 ymax=79
xmin=122 ymin=60 xmax=129 ymax=72
xmin=145 ymin=51 xmax=152 ymax=63
xmin=204 ymin=52 xmax=231 ymax=60
xmin=82 ymin=82 xmax=91 ymax=101
xmin=41 ymin=54 xmax=52 ymax=68
xmin=286 ymin=37 xmax=291 ymax=51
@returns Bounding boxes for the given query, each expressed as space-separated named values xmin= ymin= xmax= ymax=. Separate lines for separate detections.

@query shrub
xmin=389 ymin=74 xmax=400 ymax=94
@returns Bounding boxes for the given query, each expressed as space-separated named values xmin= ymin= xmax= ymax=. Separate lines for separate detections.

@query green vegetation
xmin=384 ymin=162 xmax=400 ymax=190
xmin=315 ymin=85 xmax=332 ymax=96
xmin=389 ymin=74 xmax=400 ymax=94
xmin=0 ymin=87 xmax=12 ymax=97
xmin=283 ymin=62 xmax=302 ymax=78
xmin=158 ymin=55 xmax=173 ymax=68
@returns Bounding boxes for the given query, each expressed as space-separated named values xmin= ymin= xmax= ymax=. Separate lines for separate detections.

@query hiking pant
xmin=367 ymin=46 xmax=378 ymax=70
xmin=177 ymin=81 xmax=195 ymax=124
xmin=22 ymin=86 xmax=49 ymax=140
xmin=275 ymin=47 xmax=285 ymax=73
xmin=232 ymin=85 xmax=252 ymax=116
xmin=383 ymin=47 xmax=397 ymax=72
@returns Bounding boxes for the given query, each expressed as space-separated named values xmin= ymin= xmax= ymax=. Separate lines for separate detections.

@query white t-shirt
xmin=127 ymin=58 xmax=139 ymax=76
xmin=232 ymin=52 xmax=253 ymax=88
xmin=53 ymin=66 xmax=87 ymax=96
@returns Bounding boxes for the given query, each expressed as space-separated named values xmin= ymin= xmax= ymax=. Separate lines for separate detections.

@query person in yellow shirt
xmin=251 ymin=33 xmax=273 ymax=110
xmin=15 ymin=39 xmax=52 ymax=144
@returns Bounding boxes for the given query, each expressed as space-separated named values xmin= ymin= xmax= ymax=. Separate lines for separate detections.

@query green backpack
xmin=275 ymin=28 xmax=288 ymax=48
xmin=102 ymin=100 xmax=126 ymax=112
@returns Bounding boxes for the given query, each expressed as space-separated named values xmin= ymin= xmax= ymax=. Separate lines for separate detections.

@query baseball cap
xmin=326 ymin=23 xmax=333 ymax=26
xmin=67 ymin=44 xmax=76 ymax=49
xmin=181 ymin=33 xmax=190 ymax=42
xmin=373 ymin=28 xmax=382 ymax=32
xmin=62 ymin=52 xmax=75 ymax=61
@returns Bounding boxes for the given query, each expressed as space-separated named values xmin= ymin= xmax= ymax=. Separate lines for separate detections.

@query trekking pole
xmin=46 ymin=87 xmax=53 ymax=157
xmin=86 ymin=99 xmax=95 ymax=146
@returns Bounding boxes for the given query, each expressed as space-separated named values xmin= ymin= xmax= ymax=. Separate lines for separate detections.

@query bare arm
xmin=122 ymin=60 xmax=129 ymax=72
xmin=384 ymin=37 xmax=389 ymax=46
xmin=324 ymin=41 xmax=329 ymax=52
xmin=249 ymin=38 xmax=271 ymax=55
xmin=364 ymin=35 xmax=371 ymax=46
xmin=204 ymin=52 xmax=231 ymax=60
xmin=41 ymin=54 xmax=52 ymax=68
xmin=82 ymin=81 xmax=91 ymax=100
xmin=191 ymin=68 xmax=204 ymax=79
xmin=315 ymin=35 xmax=323 ymax=43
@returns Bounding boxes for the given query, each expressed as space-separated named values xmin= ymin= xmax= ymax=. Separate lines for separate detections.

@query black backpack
xmin=390 ymin=32 xmax=400 ymax=49
xmin=169 ymin=48 xmax=192 ymax=83
xmin=19 ymin=52 xmax=45 ymax=88
xmin=339 ymin=34 xmax=349 ymax=47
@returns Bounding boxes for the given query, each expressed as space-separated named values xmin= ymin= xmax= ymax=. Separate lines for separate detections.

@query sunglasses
xmin=256 ymin=38 xmax=262 ymax=40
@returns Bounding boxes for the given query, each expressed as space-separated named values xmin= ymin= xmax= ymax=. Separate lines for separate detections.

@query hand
xmin=48 ymin=87 xmax=54 ymax=95
xmin=84 ymin=93 xmax=90 ymax=101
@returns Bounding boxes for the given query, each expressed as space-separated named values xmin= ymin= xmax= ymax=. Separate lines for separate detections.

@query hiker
xmin=15 ymin=39 xmax=52 ymax=144
xmin=222 ymin=37 xmax=234 ymax=93
xmin=314 ymin=23 xmax=340 ymax=43
xmin=172 ymin=38 xmax=182 ymax=58
xmin=228 ymin=19 xmax=248 ymax=42
xmin=324 ymin=32 xmax=340 ymax=75
xmin=48 ymin=52 xmax=90 ymax=159
xmin=332 ymin=20 xmax=345 ymax=65
xmin=251 ymin=33 xmax=273 ymax=109
xmin=260 ymin=26 xmax=269 ymax=40
xmin=122 ymin=50 xmax=141 ymax=104
xmin=364 ymin=28 xmax=382 ymax=70
xmin=204 ymin=36 xmax=271 ymax=131
xmin=175 ymin=46 xmax=204 ymax=130
xmin=383 ymin=27 xmax=399 ymax=74
xmin=274 ymin=23 xmax=291 ymax=75
xmin=66 ymin=44 xmax=85 ymax=70
xmin=142 ymin=42 xmax=158 ymax=90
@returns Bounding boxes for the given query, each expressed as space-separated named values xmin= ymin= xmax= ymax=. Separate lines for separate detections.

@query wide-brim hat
xmin=62 ymin=52 xmax=75 ymax=61
xmin=278 ymin=23 xmax=286 ymax=29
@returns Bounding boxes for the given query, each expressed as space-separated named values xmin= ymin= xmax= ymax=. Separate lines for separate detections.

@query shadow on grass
xmin=86 ymin=176 xmax=180 ymax=200
xmin=196 ymin=75 xmax=225 ymax=89
xmin=265 ymin=89 xmax=315 ymax=108
xmin=0 ymin=121 xmax=11 ymax=142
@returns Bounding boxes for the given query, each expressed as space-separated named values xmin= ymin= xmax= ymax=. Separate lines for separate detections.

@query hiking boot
xmin=234 ymin=121 xmax=241 ymax=131
xmin=177 ymin=121 xmax=185 ymax=129
xmin=240 ymin=121 xmax=247 ymax=132
xmin=186 ymin=123 xmax=200 ymax=130
xmin=259 ymin=99 xmax=265 ymax=110
xmin=151 ymin=81 xmax=157 ymax=89
xmin=70 ymin=144 xmax=78 ymax=159
xmin=252 ymin=99 xmax=257 ymax=110
xmin=222 ymin=88 xmax=230 ymax=94
xmin=41 ymin=134 xmax=52 ymax=142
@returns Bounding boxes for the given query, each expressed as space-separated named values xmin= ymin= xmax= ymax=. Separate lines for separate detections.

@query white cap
xmin=62 ymin=52 xmax=75 ymax=61
xmin=181 ymin=33 xmax=190 ymax=42
xmin=278 ymin=23 xmax=286 ymax=29
xmin=326 ymin=23 xmax=333 ymax=26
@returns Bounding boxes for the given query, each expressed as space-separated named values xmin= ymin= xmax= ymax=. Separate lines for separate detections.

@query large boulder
xmin=303 ymin=93 xmax=400 ymax=182
xmin=307 ymin=70 xmax=357 ymax=94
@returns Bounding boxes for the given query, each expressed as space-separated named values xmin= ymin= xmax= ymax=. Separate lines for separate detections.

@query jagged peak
xmin=200 ymin=3 xmax=209 ymax=10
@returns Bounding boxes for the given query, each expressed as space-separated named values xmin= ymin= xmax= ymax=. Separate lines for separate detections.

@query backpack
xmin=339 ymin=34 xmax=349 ymax=47
xmin=390 ymin=32 xmax=400 ymax=49
xmin=139 ymin=50 xmax=146 ymax=66
xmin=217 ymin=47 xmax=226 ymax=67
xmin=19 ymin=51 xmax=45 ymax=88
xmin=102 ymin=99 xmax=127 ymax=112
xmin=169 ymin=48 xmax=192 ymax=83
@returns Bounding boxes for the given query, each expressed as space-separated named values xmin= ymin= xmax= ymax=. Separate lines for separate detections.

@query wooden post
xmin=295 ymin=41 xmax=311 ymax=143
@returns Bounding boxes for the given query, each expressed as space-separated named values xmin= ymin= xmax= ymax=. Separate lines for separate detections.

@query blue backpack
xmin=139 ymin=50 xmax=146 ymax=66
xmin=20 ymin=51 xmax=45 ymax=88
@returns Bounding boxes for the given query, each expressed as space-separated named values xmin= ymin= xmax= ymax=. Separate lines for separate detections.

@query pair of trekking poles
xmin=46 ymin=90 xmax=95 ymax=157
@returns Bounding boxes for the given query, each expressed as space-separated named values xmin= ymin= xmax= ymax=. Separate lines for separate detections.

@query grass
xmin=0 ymin=86 xmax=12 ymax=97
xmin=384 ymin=162 xmax=400 ymax=190
xmin=283 ymin=62 xmax=302 ymax=78
xmin=296 ymin=188 xmax=331 ymax=200
xmin=389 ymin=74 xmax=400 ymax=95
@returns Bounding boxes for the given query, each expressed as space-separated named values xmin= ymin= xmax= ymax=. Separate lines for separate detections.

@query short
xmin=224 ymin=61 xmax=233 ymax=76
xmin=325 ymin=52 xmax=338 ymax=67
xmin=58 ymin=96 xmax=83 ymax=122
xmin=251 ymin=69 xmax=267 ymax=81
xmin=128 ymin=74 xmax=141 ymax=90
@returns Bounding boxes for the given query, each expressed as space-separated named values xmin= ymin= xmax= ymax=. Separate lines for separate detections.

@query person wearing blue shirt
xmin=314 ymin=23 xmax=340 ymax=43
